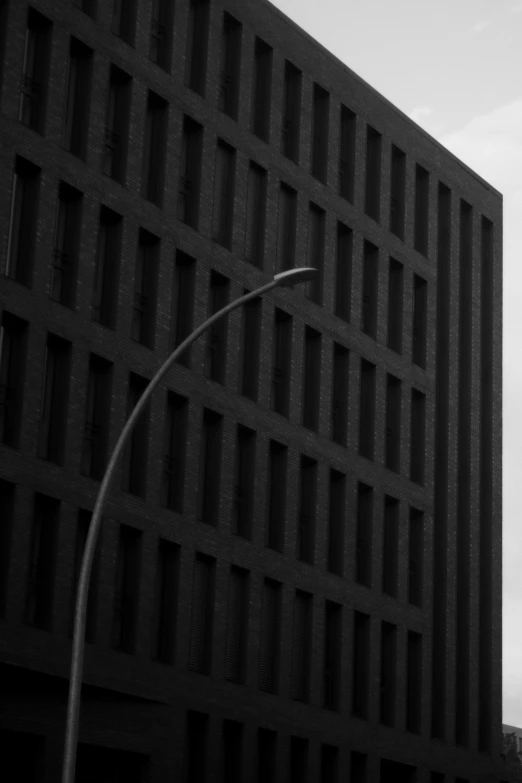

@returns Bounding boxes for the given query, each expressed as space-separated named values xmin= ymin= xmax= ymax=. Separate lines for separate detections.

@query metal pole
xmin=61 ymin=279 xmax=279 ymax=783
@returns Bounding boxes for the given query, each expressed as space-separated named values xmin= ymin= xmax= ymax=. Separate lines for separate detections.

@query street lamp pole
xmin=61 ymin=267 xmax=316 ymax=783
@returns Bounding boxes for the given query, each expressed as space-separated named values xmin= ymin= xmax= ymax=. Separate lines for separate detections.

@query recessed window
xmin=70 ymin=509 xmax=100 ymax=643
xmin=271 ymin=309 xmax=292 ymax=416
xmin=0 ymin=312 xmax=28 ymax=448
xmin=189 ymin=553 xmax=215 ymax=674
xmin=111 ymin=0 xmax=137 ymax=45
xmin=80 ymin=353 xmax=112 ymax=479
xmin=364 ymin=125 xmax=381 ymax=222
xmin=359 ymin=359 xmax=376 ymax=460
xmin=311 ymin=83 xmax=329 ymax=183
xmin=233 ymin=425 xmax=256 ymax=539
xmin=25 ymin=493 xmax=59 ymax=630
xmin=198 ymin=408 xmax=223 ymax=525
xmin=335 ymin=222 xmax=352 ymax=322
xmin=121 ymin=372 xmax=150 ymax=497
xmin=224 ymin=567 xmax=249 ymax=683
xmin=305 ymin=203 xmax=325 ymax=304
xmin=152 ymin=539 xmax=179 ymax=664
xmin=408 ymin=507 xmax=424 ymax=607
xmin=323 ymin=601 xmax=342 ymax=710
xmin=265 ymin=440 xmax=287 ymax=553
xmin=385 ymin=374 xmax=401 ymax=473
xmin=352 ymin=611 xmax=370 ymax=718
xmin=239 ymin=294 xmax=261 ymax=401
xmin=132 ymin=229 xmax=159 ymax=348
xmin=414 ymin=164 xmax=430 ymax=255
xmin=390 ymin=145 xmax=406 ymax=239
xmin=276 ymin=182 xmax=297 ymax=273
xmin=112 ymin=524 xmax=142 ymax=653
xmin=63 ymin=38 xmax=93 ymax=159
xmin=356 ymin=483 xmax=373 ymax=588
xmin=171 ymin=250 xmax=196 ymax=365
xmin=0 ymin=481 xmax=14 ymax=617
xmin=382 ymin=496 xmax=399 ymax=597
xmin=160 ymin=392 xmax=188 ymax=512
xmin=149 ymin=0 xmax=174 ymax=71
xmin=5 ymin=156 xmax=41 ymax=287
xmin=177 ymin=116 xmax=203 ymax=228
xmin=362 ymin=240 xmax=379 ymax=339
xmin=406 ymin=631 xmax=422 ymax=733
xmin=257 ymin=729 xmax=277 ymax=783
xmin=205 ymin=271 xmax=229 ymax=384
xmin=327 ymin=470 xmax=345 ymax=576
xmin=331 ymin=343 xmax=349 ymax=446
xmin=302 ymin=327 xmax=321 ymax=432
xmin=141 ymin=91 xmax=168 ymax=207
xmin=212 ymin=141 xmax=236 ymax=249
xmin=412 ymin=274 xmax=428 ymax=368
xmin=186 ymin=711 xmax=209 ymax=781
xmin=339 ymin=105 xmax=356 ymax=202
xmin=410 ymin=388 xmax=426 ymax=485
xmin=380 ymin=621 xmax=397 ymax=726
xmin=244 ymin=162 xmax=267 ymax=268
xmin=251 ymin=37 xmax=272 ymax=141
xmin=297 ymin=456 xmax=317 ymax=564
xmin=387 ymin=258 xmax=403 ymax=354
xmin=51 ymin=183 xmax=82 ymax=308
xmin=281 ymin=61 xmax=301 ymax=163
xmin=102 ymin=66 xmax=132 ymax=184
xmin=37 ymin=334 xmax=71 ymax=465
xmin=219 ymin=13 xmax=242 ymax=120
xmin=259 ymin=579 xmax=281 ymax=693
xmin=290 ymin=590 xmax=312 ymax=701
xmin=19 ymin=9 xmax=52 ymax=134
xmin=185 ymin=0 xmax=209 ymax=96
xmin=92 ymin=206 xmax=122 ymax=329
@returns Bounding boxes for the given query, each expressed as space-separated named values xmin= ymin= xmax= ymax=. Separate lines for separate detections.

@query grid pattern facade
xmin=0 ymin=1 xmax=503 ymax=782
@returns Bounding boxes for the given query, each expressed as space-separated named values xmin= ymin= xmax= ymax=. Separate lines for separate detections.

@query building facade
xmin=0 ymin=0 xmax=503 ymax=781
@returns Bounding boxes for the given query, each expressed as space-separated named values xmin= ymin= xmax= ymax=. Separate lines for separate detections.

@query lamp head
xmin=273 ymin=267 xmax=318 ymax=288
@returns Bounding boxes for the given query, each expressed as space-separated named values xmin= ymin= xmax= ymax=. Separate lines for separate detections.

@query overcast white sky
xmin=268 ymin=0 xmax=522 ymax=725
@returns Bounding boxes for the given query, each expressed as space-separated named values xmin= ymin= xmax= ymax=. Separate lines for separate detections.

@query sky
xmin=268 ymin=0 xmax=522 ymax=725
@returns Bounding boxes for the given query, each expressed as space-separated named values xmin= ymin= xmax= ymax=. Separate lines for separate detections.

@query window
xmin=239 ymin=294 xmax=261 ymax=400
xmin=289 ymin=737 xmax=309 ymax=783
xmin=305 ymin=203 xmax=325 ymax=303
xmin=37 ymin=334 xmax=71 ymax=464
xmin=0 ymin=312 xmax=28 ymax=447
xmin=70 ymin=509 xmax=100 ymax=643
xmin=331 ymin=343 xmax=349 ymax=446
xmin=380 ymin=621 xmax=397 ymax=726
xmin=160 ymin=392 xmax=188 ymax=512
xmin=51 ymin=183 xmax=82 ymax=307
xmin=251 ymin=37 xmax=272 ymax=141
xmin=152 ymin=539 xmax=179 ymax=664
xmin=149 ymin=0 xmax=174 ymax=71
xmin=0 ymin=730 xmax=45 ymax=782
xmin=290 ymin=590 xmax=312 ymax=701
xmin=25 ymin=493 xmax=59 ymax=630
xmin=244 ymin=162 xmax=267 ymax=267
xmin=0 ymin=480 xmax=15 ymax=617
xmin=63 ymin=38 xmax=92 ymax=159
xmin=121 ymin=372 xmax=150 ymax=497
xmin=385 ymin=374 xmax=401 ymax=472
xmin=327 ymin=470 xmax=345 ymax=576
xmin=132 ymin=229 xmax=159 ymax=348
xmin=225 ymin=566 xmax=249 ymax=683
xmin=381 ymin=759 xmax=416 ymax=783
xmin=339 ymin=104 xmax=356 ymax=202
xmin=141 ymin=91 xmax=168 ymax=207
xmin=387 ymin=258 xmax=403 ymax=354
xmin=221 ymin=720 xmax=243 ymax=783
xmin=233 ymin=426 xmax=256 ymax=539
xmin=205 ymin=271 xmax=229 ymax=383
xmin=19 ymin=8 xmax=52 ymax=134
xmin=111 ymin=0 xmax=137 ymax=45
xmin=323 ymin=600 xmax=342 ymax=710
xmin=259 ymin=578 xmax=281 ymax=693
xmin=5 ymin=156 xmax=40 ymax=287
xmin=92 ymin=206 xmax=122 ymax=328
xmin=111 ymin=524 xmax=141 ymax=652
xmin=276 ymin=182 xmax=297 ymax=273
xmin=390 ymin=145 xmax=406 ymax=239
xmin=178 ymin=115 xmax=203 ymax=228
xmin=271 ymin=309 xmax=292 ymax=416
xmin=335 ymin=222 xmax=352 ymax=322
xmin=281 ymin=61 xmax=301 ymax=162
xmin=185 ymin=0 xmax=209 ymax=95
xmin=352 ymin=611 xmax=370 ymax=718
xmin=412 ymin=275 xmax=427 ymax=368
xmin=186 ymin=711 xmax=209 ymax=783
xmin=257 ymin=729 xmax=277 ymax=783
xmin=297 ymin=456 xmax=317 ymax=564
xmin=302 ymin=327 xmax=321 ymax=431
xmin=73 ymin=0 xmax=96 ymax=18
xmin=409 ymin=507 xmax=424 ymax=607
xmin=350 ymin=752 xmax=367 ymax=783
xmin=410 ymin=388 xmax=426 ymax=485
xmin=320 ymin=744 xmax=339 ymax=783
xmin=189 ymin=553 xmax=215 ymax=674
xmin=80 ymin=353 xmax=112 ymax=479
xmin=212 ymin=141 xmax=236 ymax=248
xmin=362 ymin=240 xmax=378 ymax=338
xmin=364 ymin=125 xmax=381 ymax=222
xmin=102 ymin=65 xmax=131 ymax=183
xmin=382 ymin=496 xmax=399 ymax=597
xmin=356 ymin=483 xmax=373 ymax=587
xmin=311 ymin=83 xmax=329 ymax=183
xmin=171 ymin=250 xmax=196 ymax=365
xmin=76 ymin=744 xmax=149 ymax=781
xmin=198 ymin=408 xmax=223 ymax=525
xmin=415 ymin=164 xmax=429 ymax=255
xmin=359 ymin=359 xmax=376 ymax=460
xmin=406 ymin=631 xmax=422 ymax=733
xmin=219 ymin=13 xmax=242 ymax=119
xmin=266 ymin=440 xmax=287 ymax=553
xmin=0 ymin=1 xmax=8 ymax=96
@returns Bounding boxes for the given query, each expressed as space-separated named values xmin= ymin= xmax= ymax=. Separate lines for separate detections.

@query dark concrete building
xmin=0 ymin=0 xmax=503 ymax=781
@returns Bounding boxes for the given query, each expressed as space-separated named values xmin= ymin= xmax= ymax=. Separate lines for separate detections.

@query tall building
xmin=0 ymin=0 xmax=503 ymax=781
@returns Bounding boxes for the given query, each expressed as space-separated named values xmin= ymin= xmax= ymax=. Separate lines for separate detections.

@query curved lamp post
xmin=62 ymin=266 xmax=317 ymax=783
